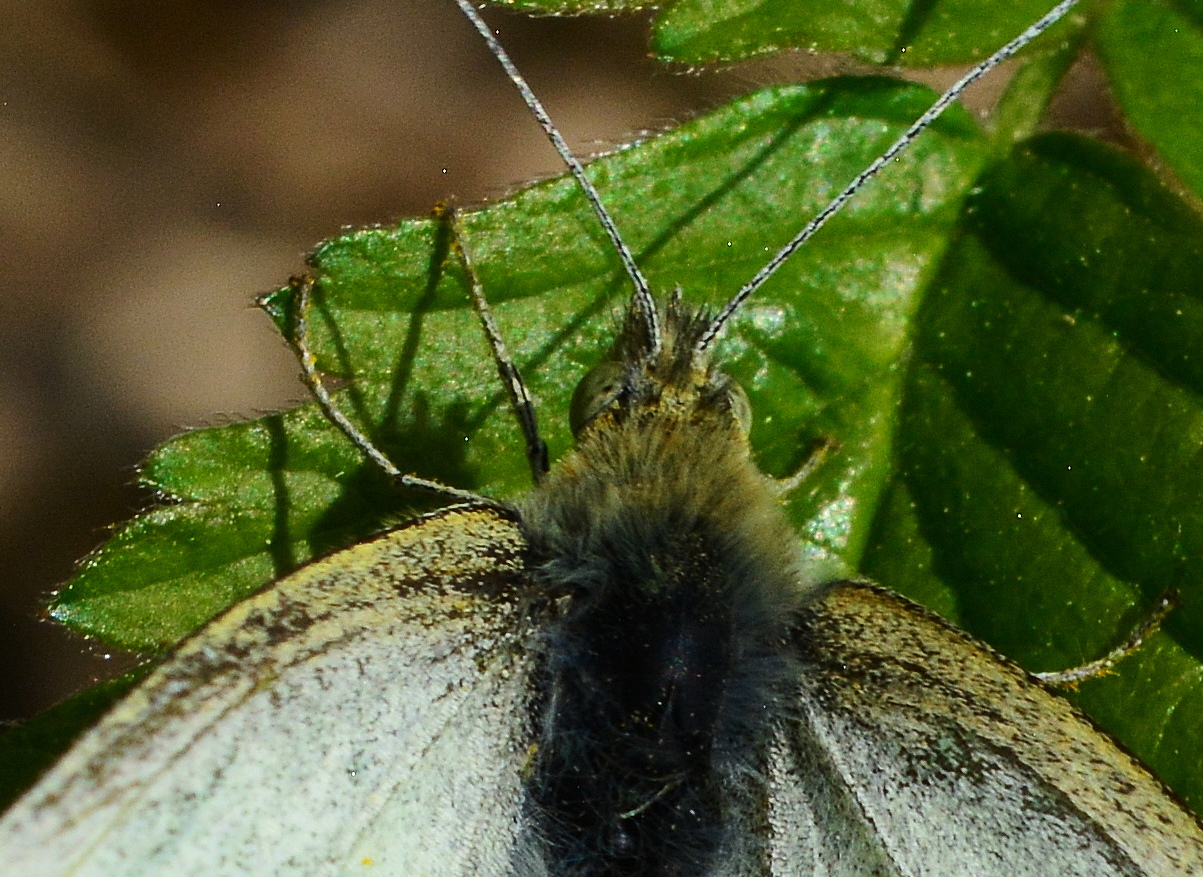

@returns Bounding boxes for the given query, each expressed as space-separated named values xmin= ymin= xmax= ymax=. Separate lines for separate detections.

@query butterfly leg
xmin=773 ymin=436 xmax=838 ymax=497
xmin=288 ymin=274 xmax=492 ymax=504
xmin=438 ymin=202 xmax=550 ymax=484
xmin=1036 ymin=592 xmax=1176 ymax=685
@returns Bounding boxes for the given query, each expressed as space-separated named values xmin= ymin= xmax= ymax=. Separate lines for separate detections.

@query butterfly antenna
xmin=697 ymin=0 xmax=1082 ymax=351
xmin=454 ymin=0 xmax=661 ymax=355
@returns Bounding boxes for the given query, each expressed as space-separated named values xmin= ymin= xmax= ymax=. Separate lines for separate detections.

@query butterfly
xmin=2 ymin=0 xmax=1202 ymax=874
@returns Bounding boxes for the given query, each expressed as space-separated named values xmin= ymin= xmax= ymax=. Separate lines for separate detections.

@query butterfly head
xmin=568 ymin=290 xmax=752 ymax=445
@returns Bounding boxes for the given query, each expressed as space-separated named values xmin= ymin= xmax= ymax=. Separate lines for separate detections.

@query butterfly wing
xmin=0 ymin=505 xmax=539 ymax=877
xmin=770 ymin=581 xmax=1203 ymax=876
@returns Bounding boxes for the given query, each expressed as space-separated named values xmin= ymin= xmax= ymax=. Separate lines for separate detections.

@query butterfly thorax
xmin=516 ymin=300 xmax=805 ymax=874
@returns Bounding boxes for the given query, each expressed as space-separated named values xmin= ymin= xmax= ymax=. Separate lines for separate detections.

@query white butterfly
xmin=3 ymin=1 xmax=1201 ymax=874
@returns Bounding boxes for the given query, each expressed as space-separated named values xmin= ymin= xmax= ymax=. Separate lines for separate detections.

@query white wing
xmin=768 ymin=581 xmax=1203 ymax=876
xmin=0 ymin=506 xmax=539 ymax=877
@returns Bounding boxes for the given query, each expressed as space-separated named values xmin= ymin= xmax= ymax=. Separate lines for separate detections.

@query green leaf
xmin=496 ymin=0 xmax=1086 ymax=66
xmin=508 ymin=0 xmax=1203 ymax=215
xmin=7 ymin=0 xmax=1203 ymax=828
xmin=868 ymin=134 xmax=1203 ymax=807
xmin=1096 ymin=0 xmax=1203 ymax=203
xmin=652 ymin=0 xmax=1084 ymax=66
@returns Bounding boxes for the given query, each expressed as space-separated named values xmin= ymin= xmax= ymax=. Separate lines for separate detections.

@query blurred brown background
xmin=0 ymin=0 xmax=1115 ymax=725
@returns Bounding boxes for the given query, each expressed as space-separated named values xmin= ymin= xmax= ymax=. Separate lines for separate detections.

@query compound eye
xmin=570 ymin=360 xmax=626 ymax=436
xmin=717 ymin=374 xmax=752 ymax=435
